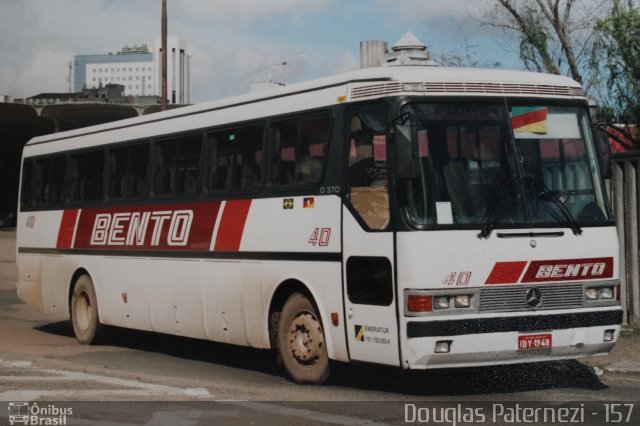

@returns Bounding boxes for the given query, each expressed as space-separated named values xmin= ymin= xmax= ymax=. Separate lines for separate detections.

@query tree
xmin=436 ymin=44 xmax=502 ymax=69
xmin=591 ymin=0 xmax=640 ymax=149
xmin=482 ymin=0 xmax=638 ymax=149
xmin=482 ymin=0 xmax=605 ymax=87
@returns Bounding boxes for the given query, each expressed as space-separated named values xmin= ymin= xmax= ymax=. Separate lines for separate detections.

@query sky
xmin=0 ymin=0 xmax=524 ymax=104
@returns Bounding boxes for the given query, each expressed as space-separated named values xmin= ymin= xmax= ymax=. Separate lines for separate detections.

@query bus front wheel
xmin=278 ymin=292 xmax=330 ymax=384
xmin=71 ymin=275 xmax=103 ymax=344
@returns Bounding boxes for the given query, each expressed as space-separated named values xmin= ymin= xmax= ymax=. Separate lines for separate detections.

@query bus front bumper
xmin=403 ymin=309 xmax=623 ymax=369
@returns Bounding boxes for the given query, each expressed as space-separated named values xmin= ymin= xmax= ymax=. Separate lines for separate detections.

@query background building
xmin=74 ymin=38 xmax=190 ymax=104
xmin=74 ymin=45 xmax=153 ymax=97
xmin=360 ymin=32 xmax=439 ymax=69
xmin=153 ymin=36 xmax=190 ymax=104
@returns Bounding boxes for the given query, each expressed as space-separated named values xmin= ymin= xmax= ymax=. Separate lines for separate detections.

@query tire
xmin=71 ymin=275 xmax=103 ymax=344
xmin=277 ymin=292 xmax=330 ymax=384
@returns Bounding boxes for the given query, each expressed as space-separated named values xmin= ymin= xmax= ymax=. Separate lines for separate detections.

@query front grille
xmin=480 ymin=283 xmax=583 ymax=313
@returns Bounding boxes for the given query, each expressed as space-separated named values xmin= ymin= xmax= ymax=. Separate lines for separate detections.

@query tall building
xmin=74 ymin=38 xmax=190 ymax=104
xmin=153 ymin=36 xmax=190 ymax=104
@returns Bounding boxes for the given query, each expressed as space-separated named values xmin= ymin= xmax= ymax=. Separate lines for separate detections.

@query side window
xmin=30 ymin=159 xmax=46 ymax=206
xmin=30 ymin=155 xmax=67 ymax=207
xmin=206 ymin=124 xmax=264 ymax=192
xmin=207 ymin=129 xmax=234 ymax=191
xmin=48 ymin=156 xmax=67 ymax=205
xmin=68 ymin=150 xmax=105 ymax=202
xmin=347 ymin=109 xmax=390 ymax=230
xmin=108 ymin=143 xmax=150 ymax=199
xmin=235 ymin=125 xmax=264 ymax=190
xmin=20 ymin=160 xmax=33 ymax=210
xmin=346 ymin=256 xmax=393 ymax=306
xmin=108 ymin=146 xmax=128 ymax=198
xmin=270 ymin=114 xmax=330 ymax=187
xmin=31 ymin=158 xmax=47 ymax=206
xmin=154 ymin=134 xmax=202 ymax=195
xmin=129 ymin=144 xmax=150 ymax=197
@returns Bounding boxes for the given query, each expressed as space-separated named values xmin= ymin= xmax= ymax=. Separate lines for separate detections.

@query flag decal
xmin=511 ymin=106 xmax=548 ymax=134
xmin=303 ymin=197 xmax=315 ymax=208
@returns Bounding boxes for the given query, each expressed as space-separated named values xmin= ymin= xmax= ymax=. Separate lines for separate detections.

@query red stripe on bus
xmin=485 ymin=261 xmax=528 ymax=284
xmin=73 ymin=201 xmax=221 ymax=251
xmin=214 ymin=199 xmax=252 ymax=252
xmin=56 ymin=209 xmax=80 ymax=248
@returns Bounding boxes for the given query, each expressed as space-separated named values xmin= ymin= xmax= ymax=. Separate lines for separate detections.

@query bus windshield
xmin=399 ymin=102 xmax=611 ymax=230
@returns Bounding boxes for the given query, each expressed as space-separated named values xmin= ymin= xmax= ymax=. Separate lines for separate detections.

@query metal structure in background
xmin=161 ymin=0 xmax=168 ymax=111
xmin=612 ymin=152 xmax=640 ymax=326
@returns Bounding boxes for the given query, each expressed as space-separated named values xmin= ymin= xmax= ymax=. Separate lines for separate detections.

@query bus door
xmin=342 ymin=107 xmax=400 ymax=366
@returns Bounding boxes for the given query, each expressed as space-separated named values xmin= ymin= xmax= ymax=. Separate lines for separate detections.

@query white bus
xmin=17 ymin=65 xmax=622 ymax=384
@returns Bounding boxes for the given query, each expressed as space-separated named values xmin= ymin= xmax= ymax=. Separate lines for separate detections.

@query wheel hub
xmin=289 ymin=312 xmax=323 ymax=364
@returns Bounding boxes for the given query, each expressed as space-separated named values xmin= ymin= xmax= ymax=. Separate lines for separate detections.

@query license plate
xmin=518 ymin=333 xmax=552 ymax=350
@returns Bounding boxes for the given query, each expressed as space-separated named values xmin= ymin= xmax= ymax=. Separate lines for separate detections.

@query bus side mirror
xmin=395 ymin=125 xmax=420 ymax=179
xmin=593 ymin=126 xmax=611 ymax=179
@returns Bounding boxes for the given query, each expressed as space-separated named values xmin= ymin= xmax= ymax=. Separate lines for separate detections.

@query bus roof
xmin=27 ymin=65 xmax=584 ymax=147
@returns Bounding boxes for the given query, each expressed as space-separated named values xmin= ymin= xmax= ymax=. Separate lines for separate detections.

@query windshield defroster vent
xmin=349 ymin=82 xmax=403 ymax=99
xmin=423 ymin=82 xmax=577 ymax=97
xmin=348 ymin=81 xmax=582 ymax=99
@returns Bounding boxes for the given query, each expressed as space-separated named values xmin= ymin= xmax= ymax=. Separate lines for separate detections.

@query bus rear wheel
xmin=278 ymin=292 xmax=330 ymax=384
xmin=71 ymin=275 xmax=103 ymax=344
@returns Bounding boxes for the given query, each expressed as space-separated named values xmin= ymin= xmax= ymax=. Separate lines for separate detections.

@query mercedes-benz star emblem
xmin=526 ymin=288 xmax=542 ymax=308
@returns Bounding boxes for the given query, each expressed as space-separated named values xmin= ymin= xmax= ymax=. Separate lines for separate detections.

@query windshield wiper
xmin=537 ymin=188 xmax=583 ymax=236
xmin=478 ymin=176 xmax=511 ymax=239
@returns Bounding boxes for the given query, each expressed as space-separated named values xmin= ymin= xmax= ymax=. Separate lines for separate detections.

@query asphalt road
xmin=1 ymin=228 xmax=639 ymax=425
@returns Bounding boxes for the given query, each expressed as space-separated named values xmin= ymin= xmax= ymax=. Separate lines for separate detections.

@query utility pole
xmin=67 ymin=61 xmax=72 ymax=93
xmin=161 ymin=0 xmax=168 ymax=111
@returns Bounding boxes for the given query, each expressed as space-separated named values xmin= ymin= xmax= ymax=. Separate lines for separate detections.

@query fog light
xmin=599 ymin=287 xmax=614 ymax=299
xmin=454 ymin=294 xmax=471 ymax=308
xmin=434 ymin=340 xmax=452 ymax=353
xmin=434 ymin=296 xmax=450 ymax=310
xmin=585 ymin=288 xmax=599 ymax=300
xmin=604 ymin=329 xmax=615 ymax=342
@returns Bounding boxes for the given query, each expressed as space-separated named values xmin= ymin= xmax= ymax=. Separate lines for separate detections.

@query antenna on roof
xmin=273 ymin=53 xmax=307 ymax=85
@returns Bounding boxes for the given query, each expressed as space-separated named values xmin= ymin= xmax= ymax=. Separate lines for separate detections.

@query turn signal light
xmin=407 ymin=295 xmax=433 ymax=312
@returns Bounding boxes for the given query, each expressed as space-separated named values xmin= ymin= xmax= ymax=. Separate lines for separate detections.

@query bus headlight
xmin=585 ymin=286 xmax=615 ymax=301
xmin=585 ymin=287 xmax=599 ymax=300
xmin=599 ymin=287 xmax=614 ymax=299
xmin=434 ymin=296 xmax=450 ymax=310
xmin=405 ymin=290 xmax=477 ymax=316
xmin=454 ymin=294 xmax=471 ymax=308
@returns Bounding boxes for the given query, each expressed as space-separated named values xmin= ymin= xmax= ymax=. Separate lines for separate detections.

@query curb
xmin=604 ymin=360 xmax=640 ymax=374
